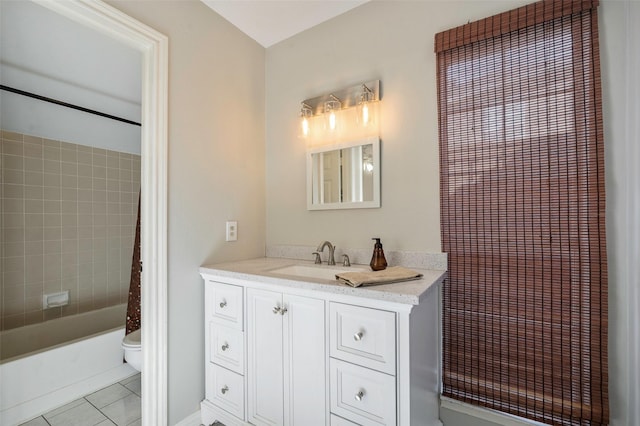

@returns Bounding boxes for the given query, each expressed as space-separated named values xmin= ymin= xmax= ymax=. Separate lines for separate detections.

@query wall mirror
xmin=307 ymin=137 xmax=380 ymax=210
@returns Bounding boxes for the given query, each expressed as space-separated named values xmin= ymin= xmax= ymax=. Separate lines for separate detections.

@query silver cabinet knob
xmin=354 ymin=331 xmax=364 ymax=341
xmin=219 ymin=300 xmax=227 ymax=308
xmin=355 ymin=390 xmax=365 ymax=401
xmin=221 ymin=342 xmax=229 ymax=351
xmin=221 ymin=385 xmax=229 ymax=395
xmin=273 ymin=306 xmax=288 ymax=315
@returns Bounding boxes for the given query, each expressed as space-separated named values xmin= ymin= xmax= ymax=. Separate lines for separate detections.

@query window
xmin=435 ymin=1 xmax=608 ymax=424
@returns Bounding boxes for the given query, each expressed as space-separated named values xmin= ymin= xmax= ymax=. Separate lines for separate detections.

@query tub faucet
xmin=316 ymin=240 xmax=336 ymax=265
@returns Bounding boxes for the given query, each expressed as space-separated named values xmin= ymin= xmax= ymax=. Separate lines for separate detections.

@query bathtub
xmin=0 ymin=304 xmax=138 ymax=426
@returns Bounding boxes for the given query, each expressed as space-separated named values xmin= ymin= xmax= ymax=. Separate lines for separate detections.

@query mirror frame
xmin=307 ymin=137 xmax=380 ymax=210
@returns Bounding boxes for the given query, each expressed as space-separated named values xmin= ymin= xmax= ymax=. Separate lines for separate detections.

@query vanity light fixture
xmin=324 ymin=95 xmax=341 ymax=132
xmin=300 ymin=102 xmax=313 ymax=138
xmin=363 ymin=155 xmax=374 ymax=173
xmin=357 ymin=84 xmax=377 ymax=127
xmin=298 ymin=79 xmax=380 ymax=142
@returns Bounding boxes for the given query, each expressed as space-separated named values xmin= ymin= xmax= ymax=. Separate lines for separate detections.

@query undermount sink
xmin=269 ymin=264 xmax=367 ymax=281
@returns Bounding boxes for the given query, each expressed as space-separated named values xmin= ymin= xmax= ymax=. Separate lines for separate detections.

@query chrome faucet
xmin=315 ymin=240 xmax=336 ymax=265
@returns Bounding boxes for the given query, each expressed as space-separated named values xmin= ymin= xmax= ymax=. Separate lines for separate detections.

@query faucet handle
xmin=312 ymin=252 xmax=322 ymax=264
xmin=342 ymin=254 xmax=351 ymax=267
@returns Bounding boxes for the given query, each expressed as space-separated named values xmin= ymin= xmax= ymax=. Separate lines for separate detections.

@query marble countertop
xmin=200 ymin=257 xmax=447 ymax=305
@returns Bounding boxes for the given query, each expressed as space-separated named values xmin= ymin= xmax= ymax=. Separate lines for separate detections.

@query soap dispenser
xmin=370 ymin=238 xmax=388 ymax=271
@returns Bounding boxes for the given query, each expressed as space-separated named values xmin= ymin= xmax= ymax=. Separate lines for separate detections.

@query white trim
xmin=441 ymin=397 xmax=549 ymax=426
xmin=174 ymin=411 xmax=202 ymax=426
xmin=32 ymin=1 xmax=169 ymax=425
xmin=624 ymin=0 xmax=640 ymax=424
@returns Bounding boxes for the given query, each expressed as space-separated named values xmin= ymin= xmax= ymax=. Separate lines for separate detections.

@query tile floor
xmin=19 ymin=373 xmax=141 ymax=426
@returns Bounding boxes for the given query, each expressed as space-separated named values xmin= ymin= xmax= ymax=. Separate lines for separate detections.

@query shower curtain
xmin=125 ymin=193 xmax=141 ymax=335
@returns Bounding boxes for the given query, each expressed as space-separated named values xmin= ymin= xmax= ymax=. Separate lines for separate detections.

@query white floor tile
xmin=45 ymin=400 xmax=108 ymax=426
xmin=96 ymin=420 xmax=117 ymax=425
xmin=122 ymin=375 xmax=141 ymax=396
xmin=126 ymin=419 xmax=142 ymax=426
xmin=100 ymin=393 xmax=141 ymax=426
xmin=86 ymin=383 xmax=133 ymax=408
xmin=119 ymin=373 xmax=140 ymax=386
xmin=43 ymin=398 xmax=85 ymax=418
xmin=18 ymin=416 xmax=49 ymax=426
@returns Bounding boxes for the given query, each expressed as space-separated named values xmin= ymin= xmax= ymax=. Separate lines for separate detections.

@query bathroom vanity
xmin=200 ymin=257 xmax=446 ymax=426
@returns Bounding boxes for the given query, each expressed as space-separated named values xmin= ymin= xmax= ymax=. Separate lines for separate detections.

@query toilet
xmin=122 ymin=329 xmax=142 ymax=371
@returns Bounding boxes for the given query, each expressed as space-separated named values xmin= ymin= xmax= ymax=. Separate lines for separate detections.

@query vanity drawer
xmin=209 ymin=281 xmax=243 ymax=329
xmin=210 ymin=323 xmax=244 ymax=374
xmin=330 ymin=358 xmax=396 ymax=426
xmin=206 ymin=364 xmax=245 ymax=420
xmin=330 ymin=302 xmax=396 ymax=375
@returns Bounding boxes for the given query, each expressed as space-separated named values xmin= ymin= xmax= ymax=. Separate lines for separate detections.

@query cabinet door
xmin=283 ymin=294 xmax=326 ymax=426
xmin=248 ymin=288 xmax=284 ymax=425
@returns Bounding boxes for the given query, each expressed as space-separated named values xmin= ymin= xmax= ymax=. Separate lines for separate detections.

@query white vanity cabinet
xmin=200 ymin=258 xmax=444 ymax=426
xmin=247 ymin=288 xmax=326 ymax=426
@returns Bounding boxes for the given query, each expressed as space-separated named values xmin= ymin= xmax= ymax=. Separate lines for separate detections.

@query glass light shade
xmin=299 ymin=104 xmax=313 ymax=139
xmin=363 ymin=158 xmax=374 ymax=173
xmin=301 ymin=116 xmax=310 ymax=137
xmin=324 ymin=99 xmax=341 ymax=132
xmin=356 ymin=90 xmax=378 ymax=128
xmin=328 ymin=111 xmax=336 ymax=130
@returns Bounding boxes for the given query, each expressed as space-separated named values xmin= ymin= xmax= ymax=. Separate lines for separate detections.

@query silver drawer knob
xmin=354 ymin=331 xmax=364 ymax=341
xmin=221 ymin=385 xmax=229 ymax=395
xmin=221 ymin=342 xmax=229 ymax=351
xmin=355 ymin=390 xmax=365 ymax=401
xmin=219 ymin=300 xmax=227 ymax=308
xmin=280 ymin=307 xmax=288 ymax=315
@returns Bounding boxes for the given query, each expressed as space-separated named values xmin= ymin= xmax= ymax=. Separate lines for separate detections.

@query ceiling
xmin=201 ymin=0 xmax=370 ymax=48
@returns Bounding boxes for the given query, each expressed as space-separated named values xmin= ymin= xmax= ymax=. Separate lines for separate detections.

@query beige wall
xmin=266 ymin=1 xmax=634 ymax=425
xmin=265 ymin=1 xmax=532 ymax=253
xmin=61 ymin=0 xmax=633 ymax=424
xmin=107 ymin=1 xmax=266 ymax=423
xmin=1 ymin=130 xmax=139 ymax=330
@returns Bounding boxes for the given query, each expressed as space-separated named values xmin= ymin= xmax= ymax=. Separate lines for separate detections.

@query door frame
xmin=34 ymin=1 xmax=169 ymax=424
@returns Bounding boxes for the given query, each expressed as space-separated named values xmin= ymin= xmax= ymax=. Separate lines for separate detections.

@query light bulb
xmin=362 ymin=103 xmax=370 ymax=126
xmin=324 ymin=97 xmax=341 ymax=133
xmin=356 ymin=85 xmax=377 ymax=129
xmin=299 ymin=103 xmax=312 ymax=139
xmin=329 ymin=111 xmax=336 ymax=130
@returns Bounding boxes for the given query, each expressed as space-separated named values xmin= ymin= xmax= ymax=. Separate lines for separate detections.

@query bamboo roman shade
xmin=435 ymin=0 xmax=608 ymax=424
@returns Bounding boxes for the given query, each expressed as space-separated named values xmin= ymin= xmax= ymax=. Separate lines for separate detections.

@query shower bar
xmin=0 ymin=84 xmax=141 ymax=127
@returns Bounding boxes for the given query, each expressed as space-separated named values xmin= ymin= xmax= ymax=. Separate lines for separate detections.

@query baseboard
xmin=441 ymin=397 xmax=548 ymax=426
xmin=0 ymin=363 xmax=137 ymax=426
xmin=175 ymin=410 xmax=202 ymax=426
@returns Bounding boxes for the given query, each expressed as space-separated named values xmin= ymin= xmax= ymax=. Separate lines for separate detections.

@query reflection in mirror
xmin=307 ymin=138 xmax=380 ymax=210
